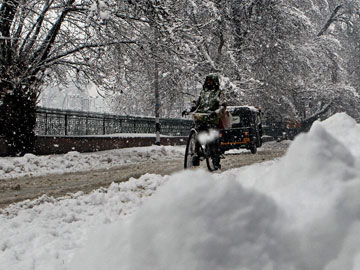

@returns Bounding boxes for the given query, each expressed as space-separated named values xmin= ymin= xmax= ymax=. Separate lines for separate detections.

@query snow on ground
xmin=226 ymin=139 xmax=290 ymax=154
xmin=0 ymin=174 xmax=168 ymax=270
xmin=0 ymin=134 xmax=286 ymax=180
xmin=2 ymin=113 xmax=360 ymax=270
xmin=0 ymin=145 xmax=185 ymax=179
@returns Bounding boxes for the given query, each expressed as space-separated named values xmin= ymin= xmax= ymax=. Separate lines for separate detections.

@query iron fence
xmin=1 ymin=107 xmax=300 ymax=139
xmin=35 ymin=107 xmax=192 ymax=136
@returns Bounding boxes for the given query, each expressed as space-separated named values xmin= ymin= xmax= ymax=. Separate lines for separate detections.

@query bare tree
xmin=0 ymin=0 xmax=135 ymax=155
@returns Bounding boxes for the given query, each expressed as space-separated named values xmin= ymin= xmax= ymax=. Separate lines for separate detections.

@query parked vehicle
xmin=219 ymin=106 xmax=263 ymax=154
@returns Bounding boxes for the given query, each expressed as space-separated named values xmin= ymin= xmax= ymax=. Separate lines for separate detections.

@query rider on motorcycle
xmin=183 ymin=74 xmax=227 ymax=170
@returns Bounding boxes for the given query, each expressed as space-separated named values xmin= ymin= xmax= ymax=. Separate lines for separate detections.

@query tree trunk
xmin=1 ymin=87 xmax=37 ymax=156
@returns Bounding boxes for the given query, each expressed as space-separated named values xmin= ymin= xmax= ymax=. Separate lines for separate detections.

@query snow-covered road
xmin=0 ymin=144 xmax=286 ymax=208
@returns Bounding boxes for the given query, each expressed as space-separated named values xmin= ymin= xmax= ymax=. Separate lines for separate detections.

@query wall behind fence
xmin=0 ymin=135 xmax=187 ymax=156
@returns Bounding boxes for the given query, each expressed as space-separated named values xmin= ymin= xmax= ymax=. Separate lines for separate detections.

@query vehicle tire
xmin=184 ymin=130 xmax=197 ymax=169
xmin=250 ymin=143 xmax=257 ymax=154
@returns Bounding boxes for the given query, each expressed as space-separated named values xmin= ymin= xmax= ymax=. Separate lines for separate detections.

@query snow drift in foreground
xmin=70 ymin=113 xmax=360 ymax=270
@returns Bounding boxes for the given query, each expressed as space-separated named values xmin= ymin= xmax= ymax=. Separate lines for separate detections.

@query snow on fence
xmin=35 ymin=107 xmax=193 ymax=137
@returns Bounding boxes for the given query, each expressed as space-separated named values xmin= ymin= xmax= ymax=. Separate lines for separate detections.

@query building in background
xmin=39 ymin=82 xmax=111 ymax=113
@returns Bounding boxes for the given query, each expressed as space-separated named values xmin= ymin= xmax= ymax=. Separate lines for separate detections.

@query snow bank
xmin=0 ymin=174 xmax=168 ymax=270
xmin=71 ymin=170 xmax=291 ymax=270
xmin=70 ymin=113 xmax=360 ymax=270
xmin=0 ymin=145 xmax=184 ymax=179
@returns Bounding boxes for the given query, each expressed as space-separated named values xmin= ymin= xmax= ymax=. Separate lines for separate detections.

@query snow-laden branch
xmin=19 ymin=0 xmax=53 ymax=58
xmin=114 ymin=13 xmax=150 ymax=23
xmin=317 ymin=5 xmax=343 ymax=36
xmin=31 ymin=0 xmax=76 ymax=65
xmin=44 ymin=40 xmax=136 ymax=66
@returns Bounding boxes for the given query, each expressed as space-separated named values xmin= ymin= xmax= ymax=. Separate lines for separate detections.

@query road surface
xmin=0 ymin=149 xmax=286 ymax=209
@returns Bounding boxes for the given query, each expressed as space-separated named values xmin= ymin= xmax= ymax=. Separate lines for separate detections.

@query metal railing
xmin=35 ymin=107 xmax=192 ymax=136
xmin=0 ymin=106 xmax=300 ymax=139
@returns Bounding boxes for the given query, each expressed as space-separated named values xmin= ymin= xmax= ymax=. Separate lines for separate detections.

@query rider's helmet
xmin=203 ymin=74 xmax=220 ymax=91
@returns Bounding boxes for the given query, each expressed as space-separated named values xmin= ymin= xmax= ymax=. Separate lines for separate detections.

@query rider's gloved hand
xmin=209 ymin=111 xmax=217 ymax=118
xmin=182 ymin=109 xmax=189 ymax=117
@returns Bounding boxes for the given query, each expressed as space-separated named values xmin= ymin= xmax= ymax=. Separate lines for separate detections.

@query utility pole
xmin=154 ymin=58 xmax=161 ymax=145
xmin=152 ymin=4 xmax=161 ymax=146
xmin=145 ymin=0 xmax=162 ymax=145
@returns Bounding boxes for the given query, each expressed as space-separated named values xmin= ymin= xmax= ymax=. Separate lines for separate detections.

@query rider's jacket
xmin=188 ymin=74 xmax=227 ymax=129
xmin=195 ymin=74 xmax=226 ymax=118
xmin=197 ymin=87 xmax=225 ymax=113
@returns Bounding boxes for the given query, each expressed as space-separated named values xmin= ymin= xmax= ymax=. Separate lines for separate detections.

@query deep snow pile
xmin=1 ymin=113 xmax=360 ymax=270
xmin=0 ymin=174 xmax=169 ymax=270
xmin=70 ymin=113 xmax=360 ymax=270
xmin=0 ymin=145 xmax=184 ymax=179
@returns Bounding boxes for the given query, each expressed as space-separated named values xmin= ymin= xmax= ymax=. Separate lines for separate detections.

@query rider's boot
xmin=192 ymin=155 xmax=200 ymax=166
xmin=212 ymin=156 xmax=221 ymax=170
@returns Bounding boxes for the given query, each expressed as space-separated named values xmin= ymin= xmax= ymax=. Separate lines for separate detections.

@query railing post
xmin=85 ymin=115 xmax=88 ymax=135
xmin=45 ymin=112 xmax=48 ymax=135
xmin=103 ymin=117 xmax=106 ymax=135
xmin=64 ymin=114 xmax=68 ymax=136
